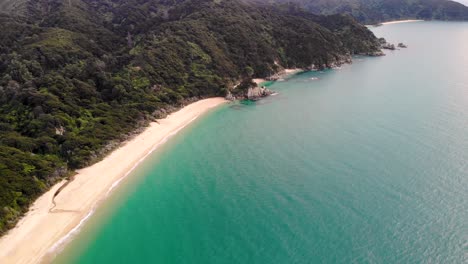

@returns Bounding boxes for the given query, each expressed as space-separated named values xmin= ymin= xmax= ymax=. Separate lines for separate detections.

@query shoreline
xmin=0 ymin=97 xmax=227 ymax=264
xmin=366 ymin=19 xmax=424 ymax=27
xmin=379 ymin=19 xmax=424 ymax=25
xmin=382 ymin=19 xmax=424 ymax=25
xmin=253 ymin=68 xmax=302 ymax=85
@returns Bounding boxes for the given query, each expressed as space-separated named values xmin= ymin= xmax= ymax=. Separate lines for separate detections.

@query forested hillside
xmin=257 ymin=0 xmax=468 ymax=23
xmin=0 ymin=0 xmax=381 ymax=234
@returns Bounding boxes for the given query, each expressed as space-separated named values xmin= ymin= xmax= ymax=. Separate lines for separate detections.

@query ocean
xmin=53 ymin=21 xmax=468 ymax=263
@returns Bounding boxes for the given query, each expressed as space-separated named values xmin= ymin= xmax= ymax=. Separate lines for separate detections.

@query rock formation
xmin=247 ymin=86 xmax=274 ymax=101
xmin=398 ymin=43 xmax=408 ymax=48
xmin=382 ymin=43 xmax=396 ymax=50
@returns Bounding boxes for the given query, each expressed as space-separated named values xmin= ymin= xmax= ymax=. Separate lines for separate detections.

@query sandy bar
xmin=381 ymin=19 xmax=424 ymax=25
xmin=0 ymin=97 xmax=227 ymax=264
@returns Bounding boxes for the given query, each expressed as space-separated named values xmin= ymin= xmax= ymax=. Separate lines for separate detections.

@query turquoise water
xmin=54 ymin=22 xmax=468 ymax=263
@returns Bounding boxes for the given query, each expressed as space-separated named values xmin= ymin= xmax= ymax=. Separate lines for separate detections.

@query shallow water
xmin=54 ymin=21 xmax=468 ymax=263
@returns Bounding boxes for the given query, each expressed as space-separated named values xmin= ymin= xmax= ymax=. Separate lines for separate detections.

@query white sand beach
xmin=253 ymin=68 xmax=302 ymax=85
xmin=0 ymin=98 xmax=227 ymax=264
xmin=253 ymin=78 xmax=267 ymax=85
xmin=381 ymin=19 xmax=424 ymax=25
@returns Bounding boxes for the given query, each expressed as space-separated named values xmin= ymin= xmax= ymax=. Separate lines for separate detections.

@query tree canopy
xmin=0 ymin=0 xmax=381 ymax=234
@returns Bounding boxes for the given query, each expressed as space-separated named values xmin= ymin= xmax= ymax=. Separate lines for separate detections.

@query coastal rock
xmin=305 ymin=55 xmax=353 ymax=71
xmin=366 ymin=50 xmax=386 ymax=56
xmin=306 ymin=64 xmax=319 ymax=71
xmin=378 ymin=37 xmax=396 ymax=50
xmin=247 ymin=86 xmax=273 ymax=100
xmin=266 ymin=70 xmax=289 ymax=81
xmin=398 ymin=43 xmax=408 ymax=48
xmin=227 ymin=79 xmax=274 ymax=101
xmin=225 ymin=91 xmax=235 ymax=101
xmin=382 ymin=43 xmax=396 ymax=50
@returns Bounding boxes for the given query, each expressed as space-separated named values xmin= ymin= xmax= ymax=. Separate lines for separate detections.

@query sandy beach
xmin=253 ymin=68 xmax=302 ymax=85
xmin=381 ymin=19 xmax=424 ymax=25
xmin=252 ymin=78 xmax=267 ymax=85
xmin=0 ymin=97 xmax=227 ymax=264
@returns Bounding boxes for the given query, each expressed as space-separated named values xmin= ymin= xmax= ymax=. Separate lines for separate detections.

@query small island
xmin=379 ymin=38 xmax=408 ymax=50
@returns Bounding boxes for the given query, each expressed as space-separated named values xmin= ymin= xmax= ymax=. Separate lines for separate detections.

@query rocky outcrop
xmin=378 ymin=37 xmax=396 ymax=50
xmin=226 ymin=50 xmax=384 ymax=102
xmin=247 ymin=86 xmax=274 ymax=101
xmin=379 ymin=37 xmax=409 ymax=50
xmin=305 ymin=54 xmax=356 ymax=71
xmin=225 ymin=91 xmax=235 ymax=101
xmin=382 ymin=43 xmax=396 ymax=50
xmin=363 ymin=50 xmax=385 ymax=56
xmin=226 ymin=79 xmax=275 ymax=101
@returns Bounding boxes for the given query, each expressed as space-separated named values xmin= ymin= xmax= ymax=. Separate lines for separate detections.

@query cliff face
xmin=0 ymin=0 xmax=382 ymax=234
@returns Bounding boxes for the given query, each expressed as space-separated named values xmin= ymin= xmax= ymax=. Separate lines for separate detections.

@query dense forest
xmin=256 ymin=0 xmax=468 ymax=23
xmin=0 ymin=0 xmax=381 ymax=234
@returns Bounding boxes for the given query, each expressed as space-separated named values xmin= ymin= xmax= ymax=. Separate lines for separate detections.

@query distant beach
xmin=253 ymin=78 xmax=267 ymax=85
xmin=366 ymin=19 xmax=424 ymax=27
xmin=253 ymin=68 xmax=302 ymax=85
xmin=0 ymin=98 xmax=227 ymax=264
xmin=381 ymin=19 xmax=424 ymax=25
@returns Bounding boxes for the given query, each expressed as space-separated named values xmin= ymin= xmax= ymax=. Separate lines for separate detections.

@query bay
xmin=54 ymin=21 xmax=468 ymax=264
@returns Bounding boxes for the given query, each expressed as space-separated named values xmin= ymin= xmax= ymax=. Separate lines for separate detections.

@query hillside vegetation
xmin=0 ymin=0 xmax=381 ymax=234
xmin=256 ymin=0 xmax=468 ymax=23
